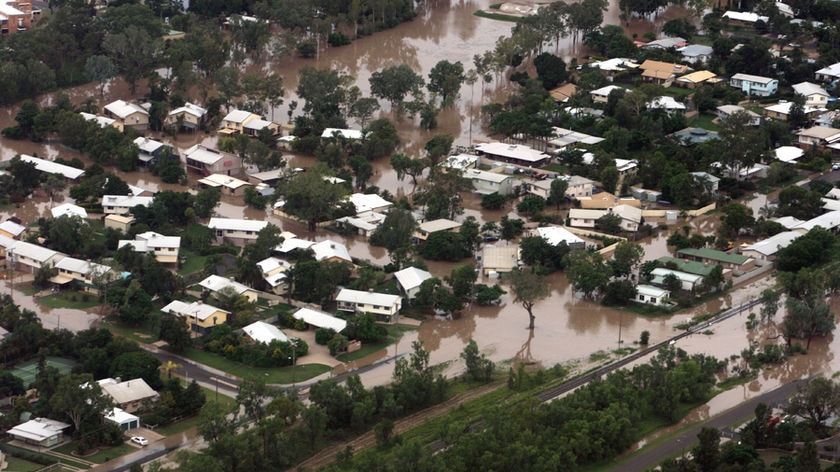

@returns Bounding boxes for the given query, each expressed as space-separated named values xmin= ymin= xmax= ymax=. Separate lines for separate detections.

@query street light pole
xmin=291 ymin=339 xmax=297 ymax=390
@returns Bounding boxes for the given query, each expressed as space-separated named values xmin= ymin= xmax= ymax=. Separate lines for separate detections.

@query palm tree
xmin=158 ymin=360 xmax=182 ymax=379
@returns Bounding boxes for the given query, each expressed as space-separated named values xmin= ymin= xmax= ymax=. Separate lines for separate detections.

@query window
xmin=638 ymin=295 xmax=645 ymax=302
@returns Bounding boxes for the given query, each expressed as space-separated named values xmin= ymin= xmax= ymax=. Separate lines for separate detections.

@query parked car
xmin=130 ymin=436 xmax=148 ymax=446
xmin=832 ymin=162 xmax=840 ymax=171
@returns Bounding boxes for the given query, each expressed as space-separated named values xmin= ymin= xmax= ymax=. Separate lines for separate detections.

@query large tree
xmin=369 ymin=209 xmax=417 ymax=268
xmin=369 ymin=64 xmax=424 ymax=111
xmin=565 ymin=251 xmax=611 ymax=299
xmin=50 ymin=373 xmax=113 ymax=433
xmin=786 ymin=377 xmax=840 ymax=430
xmin=427 ymin=60 xmax=465 ymax=106
xmin=277 ymin=168 xmax=351 ymax=231
xmin=508 ymin=267 xmax=551 ymax=329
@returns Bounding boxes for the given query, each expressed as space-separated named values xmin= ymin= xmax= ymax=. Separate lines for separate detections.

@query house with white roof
xmin=321 ymin=128 xmax=364 ymax=140
xmin=118 ymin=231 xmax=181 ymax=264
xmin=347 ymin=193 xmax=393 ymax=214
xmin=50 ymin=203 xmax=88 ymax=219
xmin=207 ymin=217 xmax=269 ymax=243
xmin=98 ymin=378 xmax=159 ymax=413
xmin=414 ymin=218 xmax=462 ymax=243
xmin=103 ymin=100 xmax=149 ymax=130
xmin=0 ymin=220 xmax=25 ymax=239
xmin=183 ymin=144 xmax=243 ymax=176
xmin=9 ymin=241 xmax=64 ymax=273
xmin=534 ymin=226 xmax=585 ymax=250
xmin=775 ymin=146 xmax=804 ymax=164
xmin=793 ymin=82 xmax=831 ymax=107
xmin=394 ymin=266 xmax=433 ymax=300
xmin=716 ymin=105 xmax=761 ymax=126
xmin=257 ymin=256 xmax=291 ymax=294
xmin=219 ymin=109 xmax=262 ymax=135
xmin=548 ymin=127 xmax=605 ymax=151
xmin=0 ymin=0 xmax=38 ymax=37
xmin=166 ymin=102 xmax=207 ymax=131
xmin=105 ymin=407 xmax=140 ymax=431
xmin=797 ymin=126 xmax=840 ymax=148
xmin=197 ymin=173 xmax=252 ymax=197
xmin=101 ymin=195 xmax=154 ymax=215
xmin=586 ymin=58 xmax=640 ymax=81
xmin=19 ymin=155 xmax=85 ymax=181
xmin=80 ymin=112 xmax=122 ymax=131
xmin=729 ymin=73 xmax=779 ymax=97
xmin=133 ymin=137 xmax=174 ymax=166
xmin=740 ymin=231 xmax=802 ymax=262
xmin=51 ymin=257 xmax=118 ymax=292
xmin=771 ymin=216 xmax=804 ymax=229
xmin=612 ymin=205 xmax=643 ymax=232
xmin=590 ymin=85 xmax=624 ymax=103
xmin=793 ymin=210 xmax=840 ymax=232
xmin=647 ymin=96 xmax=686 ymax=113
xmin=816 ymin=62 xmax=840 ymax=83
xmin=335 ymin=211 xmax=388 ymax=238
xmin=441 ymin=153 xmax=479 ymax=171
xmin=482 ymin=245 xmax=520 ymax=276
xmin=524 ymin=178 xmax=555 ymax=199
xmin=569 ymin=208 xmax=604 ymax=229
xmin=635 ymin=285 xmax=670 ymax=306
xmin=292 ymin=307 xmax=347 ymax=332
xmin=7 ymin=418 xmax=70 ymax=447
xmin=650 ymin=267 xmax=703 ymax=291
xmin=336 ymin=288 xmax=402 ymax=323
xmin=243 ymin=320 xmax=289 ymax=344
xmin=678 ymin=44 xmax=714 ymax=63
xmin=722 ymin=11 xmax=769 ymax=24
xmin=197 ymin=274 xmax=259 ymax=302
xmin=474 ymin=142 xmax=550 ymax=167
xmin=161 ymin=300 xmax=230 ymax=334
xmin=462 ymin=169 xmax=516 ymax=196
xmin=641 ymin=37 xmax=685 ymax=50
xmin=243 ymin=118 xmax=280 ymax=137
xmin=311 ymin=240 xmax=353 ymax=263
xmin=564 ymin=175 xmax=595 ymax=199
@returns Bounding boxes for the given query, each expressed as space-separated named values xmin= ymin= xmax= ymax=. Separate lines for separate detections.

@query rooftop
xmin=198 ymin=274 xmax=254 ymax=295
xmin=243 ymin=320 xmax=289 ymax=344
xmin=162 ymin=300 xmax=229 ymax=321
xmin=394 ymin=266 xmax=433 ymax=292
xmin=474 ymin=142 xmax=550 ymax=163
xmin=535 ymin=226 xmax=584 ymax=246
xmin=207 ymin=217 xmax=269 ymax=233
xmin=293 ymin=307 xmax=347 ymax=332
xmin=104 ymin=100 xmax=148 ymax=119
xmin=677 ymin=247 xmax=751 ymax=265
xmin=482 ymin=244 xmax=520 ymax=271
xmin=19 ymin=155 xmax=85 ymax=180
xmin=742 ymin=231 xmax=802 ymax=256
xmin=99 ymin=378 xmax=158 ymax=405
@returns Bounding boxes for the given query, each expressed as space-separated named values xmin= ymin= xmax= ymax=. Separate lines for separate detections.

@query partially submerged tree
xmin=508 ymin=267 xmax=551 ymax=329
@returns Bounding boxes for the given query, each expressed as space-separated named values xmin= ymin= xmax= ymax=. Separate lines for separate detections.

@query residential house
xmin=103 ymin=100 xmax=149 ymax=131
xmin=729 ymin=73 xmax=779 ymax=97
xmin=815 ymin=62 xmax=840 ymax=83
xmin=578 ymin=192 xmax=641 ymax=210
xmin=335 ymin=211 xmax=388 ymax=239
xmin=657 ymin=256 xmax=731 ymax=280
xmin=117 ymin=231 xmax=181 ymax=264
xmin=321 ymin=128 xmax=364 ymax=140
xmin=635 ymin=285 xmax=670 ymax=306
xmin=165 ymin=102 xmax=207 ymax=131
xmin=292 ymin=307 xmax=347 ymax=332
xmin=722 ymin=11 xmax=769 ymax=24
xmin=771 ymin=216 xmax=804 ymax=229
xmin=797 ymin=126 xmax=840 ymax=148
xmin=586 ymin=57 xmax=640 ymax=81
xmin=0 ymin=0 xmax=38 ymax=36
xmin=647 ymin=96 xmax=686 ymax=113
xmin=219 ymin=109 xmax=261 ymax=135
xmin=670 ymin=127 xmax=720 ymax=146
xmin=441 ymin=154 xmax=479 ymax=171
xmin=792 ymin=209 xmax=840 ymax=231
xmin=716 ymin=105 xmax=761 ymax=126
xmin=104 ymin=408 xmax=140 ymax=431
xmin=197 ymin=173 xmax=252 ymax=197
xmin=590 ymin=84 xmax=624 ymax=103
xmin=548 ymin=127 xmax=604 ymax=151
xmin=247 ymin=168 xmax=289 ymax=186
xmin=816 ymin=110 xmax=840 ymax=128
xmin=611 ymin=204 xmax=643 ymax=232
xmin=7 ymin=418 xmax=70 ymax=447
xmin=564 ymin=175 xmax=594 ymax=199
xmin=207 ymin=217 xmax=268 ymax=243
xmin=793 ymin=82 xmax=831 ymax=107
xmin=534 ymin=226 xmax=585 ymax=250
xmin=197 ymin=274 xmax=259 ymax=303
xmin=394 ymin=266 xmax=433 ymax=300
xmin=256 ymin=256 xmax=291 ymax=295
xmin=775 ymin=146 xmax=804 ymax=164
xmin=639 ymin=59 xmax=692 ymax=86
xmin=347 ymin=193 xmax=393 ymax=214
xmin=740 ymin=230 xmax=802 ymax=262
xmin=474 ymin=142 xmax=550 ymax=167
xmin=133 ymin=137 xmax=175 ymax=166
xmin=9 ymin=241 xmax=64 ymax=274
xmin=463 ymin=169 xmax=516 ymax=196
xmin=51 ymin=203 xmax=88 ymax=220
xmin=568 ymin=208 xmax=604 ymax=228
xmin=0 ymin=220 xmax=25 ymax=239
xmin=161 ymin=300 xmax=231 ymax=334
xmin=711 ymin=161 xmax=770 ymax=180
xmin=678 ymin=45 xmax=714 ymax=64
xmin=548 ymin=83 xmax=577 ymax=103
xmin=243 ymin=320 xmax=289 ymax=344
xmin=675 ymin=70 xmax=719 ymax=88
xmin=183 ymin=144 xmax=243 ymax=176
xmin=275 ymin=237 xmax=352 ymax=263
xmin=51 ymin=257 xmax=118 ymax=293
xmin=336 ymin=288 xmax=402 ymax=323
xmin=101 ymin=195 xmax=154 ymax=215
xmin=676 ymin=247 xmax=755 ymax=272
xmin=413 ymin=219 xmax=462 ymax=243
xmin=103 ymin=214 xmax=134 ymax=233
xmin=763 ymin=101 xmax=825 ymax=121
xmin=243 ymin=117 xmax=279 ymax=137
xmin=641 ymin=37 xmax=686 ymax=49
xmin=19 ymin=155 xmax=85 ymax=181
xmin=615 ymin=158 xmax=639 ymax=175
xmin=524 ymin=178 xmax=555 ymax=200
xmin=80 ymin=112 xmax=123 ymax=131
xmin=482 ymin=244 xmax=520 ymax=276
xmin=650 ymin=267 xmax=703 ymax=291
xmin=98 ymin=378 xmax=159 ymax=414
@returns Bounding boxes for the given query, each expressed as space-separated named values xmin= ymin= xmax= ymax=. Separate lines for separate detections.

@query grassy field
xmin=99 ymin=320 xmax=159 ymax=344
xmin=337 ymin=324 xmax=417 ymax=363
xmin=178 ymin=251 xmax=208 ymax=275
xmin=688 ymin=112 xmax=722 ymax=132
xmin=179 ymin=347 xmax=331 ymax=383
xmin=3 ymin=456 xmax=44 ymax=471
xmin=37 ymin=291 xmax=101 ymax=309
xmin=53 ymin=442 xmax=135 ymax=464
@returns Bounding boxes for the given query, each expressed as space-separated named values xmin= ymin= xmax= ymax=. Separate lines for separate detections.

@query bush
xmin=315 ymin=327 xmax=337 ymax=345
xmin=328 ymin=32 xmax=351 ymax=46
xmin=328 ymin=333 xmax=349 ymax=355
xmin=296 ymin=40 xmax=317 ymax=57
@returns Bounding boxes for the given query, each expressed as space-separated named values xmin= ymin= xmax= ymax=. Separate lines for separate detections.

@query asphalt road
xmin=140 ymin=345 xmax=241 ymax=398
xmin=612 ymin=378 xmax=808 ymax=472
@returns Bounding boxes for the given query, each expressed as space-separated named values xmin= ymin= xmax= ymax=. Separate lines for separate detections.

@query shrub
xmin=315 ymin=328 xmax=337 ymax=345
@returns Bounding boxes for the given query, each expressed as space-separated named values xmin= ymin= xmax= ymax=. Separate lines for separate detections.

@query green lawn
xmin=688 ymin=112 xmax=722 ymax=132
xmin=36 ymin=291 xmax=101 ymax=309
xmin=337 ymin=324 xmax=417 ymax=363
xmin=53 ymin=442 xmax=135 ymax=464
xmin=178 ymin=347 xmax=331 ymax=384
xmin=3 ymin=456 xmax=44 ymax=471
xmin=178 ymin=251 xmax=208 ymax=275
xmin=99 ymin=321 xmax=159 ymax=344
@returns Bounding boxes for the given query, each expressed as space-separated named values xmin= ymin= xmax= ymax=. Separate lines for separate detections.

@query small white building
xmin=9 ymin=241 xmax=65 ymax=274
xmin=650 ymin=267 xmax=703 ymax=291
xmin=792 ymin=81 xmax=831 ymax=107
xmin=257 ymin=257 xmax=291 ymax=295
xmin=50 ymin=203 xmax=88 ymax=219
xmin=414 ymin=219 xmax=462 ymax=243
xmin=166 ymin=102 xmax=207 ymax=131
xmin=104 ymin=407 xmax=140 ymax=431
xmin=197 ymin=274 xmax=259 ymax=303
xmin=441 ymin=154 xmax=479 ymax=171
xmin=118 ymin=231 xmax=180 ymax=264
xmin=816 ymin=62 xmax=840 ymax=83
xmin=19 ymin=155 xmax=85 ymax=181
xmin=161 ymin=299 xmax=231 ymax=334
xmin=207 ymin=218 xmax=269 ymax=243
xmin=101 ymin=195 xmax=154 ymax=215
xmin=394 ymin=266 xmax=433 ymax=300
xmin=590 ymin=85 xmax=625 ymax=103
xmin=7 ymin=418 xmax=70 ymax=447
xmin=0 ymin=220 xmax=26 ymax=239
xmin=335 ymin=288 xmax=402 ymax=323
xmin=293 ymin=307 xmax=348 ymax=332
xmin=347 ymin=193 xmax=393 ymax=214
xmin=321 ymin=128 xmax=364 ymax=140
xmin=103 ymin=100 xmax=149 ymax=130
xmin=51 ymin=257 xmax=117 ymax=292
xmin=463 ymin=169 xmax=516 ymax=196
xmin=647 ymin=96 xmax=686 ymax=113
xmin=243 ymin=320 xmax=289 ymax=344
xmin=564 ymin=175 xmax=594 ymax=199
xmin=534 ymin=226 xmax=585 ymax=250
xmin=636 ymin=285 xmax=670 ymax=306
xmin=481 ymin=245 xmax=520 ymax=276
xmin=197 ymin=174 xmax=252 ymax=197
xmin=775 ymin=146 xmax=805 ymax=164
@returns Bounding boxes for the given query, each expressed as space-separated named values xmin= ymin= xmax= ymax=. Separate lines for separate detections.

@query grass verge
xmin=178 ymin=347 xmax=331 ymax=383
xmin=37 ymin=291 xmax=101 ymax=309
xmin=337 ymin=324 xmax=416 ymax=363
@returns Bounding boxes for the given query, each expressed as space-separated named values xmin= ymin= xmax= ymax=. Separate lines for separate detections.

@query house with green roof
xmin=657 ymin=256 xmax=732 ymax=280
xmin=676 ymin=248 xmax=755 ymax=272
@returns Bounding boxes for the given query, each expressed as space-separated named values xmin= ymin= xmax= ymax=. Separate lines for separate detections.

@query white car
xmin=832 ymin=162 xmax=840 ymax=171
xmin=130 ymin=436 xmax=148 ymax=446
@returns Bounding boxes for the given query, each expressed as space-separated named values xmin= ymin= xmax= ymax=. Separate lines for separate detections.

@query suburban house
xmin=51 ymin=203 xmax=87 ymax=220
xmin=256 ymin=256 xmax=291 ymax=294
xmin=716 ymin=105 xmax=761 ymax=126
xmin=197 ymin=173 xmax=252 ymax=197
xmin=292 ymin=307 xmax=347 ymax=332
xmin=8 ymin=241 xmax=64 ymax=273
xmin=797 ymin=126 xmax=840 ymax=148
xmin=7 ymin=418 xmax=70 ymax=447
xmin=481 ymin=244 xmax=520 ymax=276
xmin=474 ymin=142 xmax=550 ymax=167
xmin=775 ymin=146 xmax=805 ymax=164
xmin=105 ymin=407 xmax=140 ymax=431
xmin=612 ymin=205 xmax=643 ymax=232
xmin=80 ymin=112 xmax=122 ymax=131
xmin=51 ymin=257 xmax=118 ymax=293
xmin=590 ymin=84 xmax=624 ymax=103
xmin=198 ymin=274 xmax=259 ymax=303
xmin=98 ymin=378 xmax=159 ymax=413
xmin=336 ymin=211 xmax=388 ymax=238
xmin=207 ymin=217 xmax=268 ymax=243
xmin=548 ymin=127 xmax=605 ymax=151
xmin=674 ymin=70 xmax=718 ymax=88
xmin=166 ymin=102 xmax=207 ymax=131
xmin=578 ymin=192 xmax=641 ymax=210
xmin=101 ymin=195 xmax=154 ymax=215
xmin=729 ymin=73 xmax=779 ymax=97
xmin=641 ymin=37 xmax=685 ymax=49
xmin=549 ymin=83 xmax=577 ymax=103
xmin=586 ymin=57 xmax=640 ymax=81
xmin=335 ymin=288 xmax=402 ymax=323
xmin=569 ymin=208 xmax=604 ymax=229
xmin=569 ymin=205 xmax=642 ymax=232
xmin=0 ymin=0 xmax=38 ymax=36
xmin=524 ymin=178 xmax=555 ymax=199
xmin=133 ymin=137 xmax=175 ymax=166
xmin=635 ymin=285 xmax=670 ymax=306
xmin=639 ymin=59 xmax=692 ymax=86
xmin=740 ymin=230 xmax=802 ymax=262
xmin=650 ymin=267 xmax=703 ymax=291
xmin=463 ymin=169 xmax=516 ymax=196
xmin=763 ymin=101 xmax=826 ymax=121
xmin=0 ymin=220 xmax=26 ymax=239
xmin=722 ymin=11 xmax=769 ymax=24
xmin=19 ymin=155 xmax=85 ymax=181
xmin=347 ymin=193 xmax=393 ymax=214
xmin=162 ymin=300 xmax=230 ymax=334
xmin=564 ymin=175 xmax=594 ymax=199
xmin=815 ymin=62 xmax=840 ymax=82
xmin=792 ymin=82 xmax=831 ymax=107
xmin=677 ymin=247 xmax=755 ymax=272
xmin=103 ymin=100 xmax=149 ymax=131
xmin=183 ymin=144 xmax=243 ymax=176
xmin=275 ymin=237 xmax=353 ymax=263
xmin=413 ymin=218 xmax=461 ymax=243
xmin=117 ymin=231 xmax=181 ymax=264
xmin=647 ymin=96 xmax=686 ymax=113
xmin=103 ymin=214 xmax=134 ymax=233
xmin=321 ymin=128 xmax=364 ymax=140
xmin=219 ymin=109 xmax=261 ymax=135
xmin=657 ymin=256 xmax=731 ymax=280
xmin=792 ymin=209 xmax=840 ymax=232
xmin=678 ymin=45 xmax=714 ymax=64
xmin=243 ymin=320 xmax=289 ymax=344
xmin=394 ymin=266 xmax=433 ymax=300
xmin=441 ymin=153 xmax=479 ymax=171
xmin=534 ymin=226 xmax=585 ymax=250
